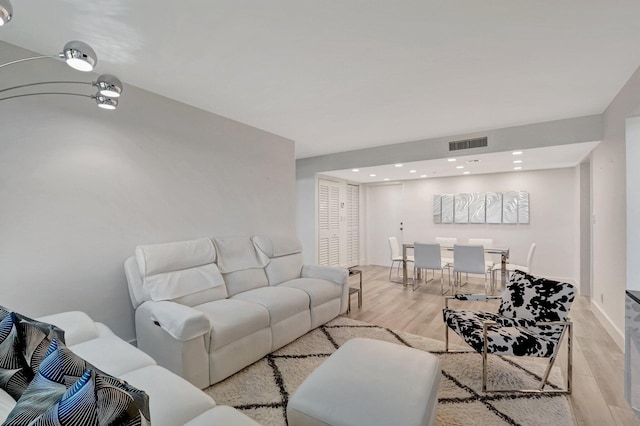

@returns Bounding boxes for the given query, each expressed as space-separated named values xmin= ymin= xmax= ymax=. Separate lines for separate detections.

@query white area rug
xmin=204 ymin=317 xmax=573 ymax=426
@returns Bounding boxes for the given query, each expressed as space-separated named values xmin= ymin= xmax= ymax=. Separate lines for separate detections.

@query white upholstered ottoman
xmin=287 ymin=337 xmax=441 ymax=426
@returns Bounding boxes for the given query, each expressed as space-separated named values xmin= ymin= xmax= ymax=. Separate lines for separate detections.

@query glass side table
xmin=347 ymin=268 xmax=363 ymax=313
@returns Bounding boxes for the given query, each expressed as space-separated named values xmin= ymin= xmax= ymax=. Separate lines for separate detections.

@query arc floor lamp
xmin=0 ymin=0 xmax=122 ymax=110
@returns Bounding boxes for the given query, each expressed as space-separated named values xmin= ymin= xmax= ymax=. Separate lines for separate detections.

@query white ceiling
xmin=1 ymin=1 xmax=639 ymax=159
xmin=320 ymin=141 xmax=599 ymax=183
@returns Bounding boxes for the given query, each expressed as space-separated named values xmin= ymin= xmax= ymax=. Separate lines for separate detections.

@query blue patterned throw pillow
xmin=0 ymin=313 xmax=32 ymax=400
xmin=13 ymin=312 xmax=66 ymax=376
xmin=29 ymin=370 xmax=98 ymax=426
xmin=0 ymin=304 xmax=66 ymax=381
xmin=5 ymin=338 xmax=150 ymax=425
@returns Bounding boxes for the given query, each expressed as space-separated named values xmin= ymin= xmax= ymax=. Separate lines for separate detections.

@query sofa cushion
xmin=253 ymin=235 xmax=303 ymax=258
xmin=279 ymin=278 xmax=342 ymax=307
xmin=231 ymin=286 xmax=310 ymax=325
xmin=37 ymin=311 xmax=100 ymax=347
xmin=4 ymin=339 xmax=150 ymax=425
xmin=253 ymin=235 xmax=304 ymax=285
xmin=213 ymin=237 xmax=269 ymax=296
xmin=121 ymin=365 xmax=216 ymax=426
xmin=69 ymin=335 xmax=156 ymax=377
xmin=136 ymin=238 xmax=228 ymax=305
xmin=0 ymin=313 xmax=31 ymax=401
xmin=194 ymin=299 xmax=270 ymax=351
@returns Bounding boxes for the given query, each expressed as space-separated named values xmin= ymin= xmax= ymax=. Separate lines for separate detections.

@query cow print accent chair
xmin=442 ymin=270 xmax=575 ymax=393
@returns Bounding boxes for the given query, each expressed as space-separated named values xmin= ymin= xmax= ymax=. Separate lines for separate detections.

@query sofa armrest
xmin=301 ymin=265 xmax=348 ymax=286
xmin=139 ymin=301 xmax=211 ymax=342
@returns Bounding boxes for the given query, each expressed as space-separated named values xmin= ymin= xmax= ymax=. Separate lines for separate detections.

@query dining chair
xmin=413 ymin=242 xmax=450 ymax=294
xmin=453 ymin=244 xmax=489 ymax=294
xmin=491 ymin=243 xmax=536 ymax=290
xmin=468 ymin=238 xmax=498 ymax=293
xmin=435 ymin=237 xmax=457 ymax=268
xmin=388 ymin=236 xmax=413 ymax=281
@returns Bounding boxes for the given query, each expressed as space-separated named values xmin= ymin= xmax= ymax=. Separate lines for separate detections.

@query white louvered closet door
xmin=346 ymin=184 xmax=360 ymax=267
xmin=318 ymin=179 xmax=342 ymax=267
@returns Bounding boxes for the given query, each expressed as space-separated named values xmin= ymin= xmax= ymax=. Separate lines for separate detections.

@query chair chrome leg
xmin=483 ymin=323 xmax=489 ymax=392
xmin=567 ymin=322 xmax=573 ymax=393
xmin=539 ymin=353 xmax=557 ymax=391
xmin=445 ymin=325 xmax=449 ymax=351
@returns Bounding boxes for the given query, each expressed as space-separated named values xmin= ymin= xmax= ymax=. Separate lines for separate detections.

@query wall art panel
xmin=518 ymin=191 xmax=530 ymax=223
xmin=502 ymin=191 xmax=518 ymax=224
xmin=433 ymin=195 xmax=442 ymax=224
xmin=441 ymin=194 xmax=454 ymax=224
xmin=485 ymin=192 xmax=502 ymax=224
xmin=469 ymin=192 xmax=486 ymax=223
xmin=454 ymin=193 xmax=470 ymax=223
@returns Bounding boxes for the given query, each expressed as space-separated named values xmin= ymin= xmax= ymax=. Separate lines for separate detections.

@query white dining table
xmin=402 ymin=243 xmax=510 ymax=290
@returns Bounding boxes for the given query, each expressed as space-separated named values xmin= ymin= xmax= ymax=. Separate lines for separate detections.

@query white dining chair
xmin=388 ymin=236 xmax=414 ymax=282
xmin=491 ymin=243 xmax=536 ymax=290
xmin=467 ymin=238 xmax=497 ymax=270
xmin=413 ymin=242 xmax=451 ymax=294
xmin=435 ymin=237 xmax=457 ymax=268
xmin=453 ymin=244 xmax=490 ymax=294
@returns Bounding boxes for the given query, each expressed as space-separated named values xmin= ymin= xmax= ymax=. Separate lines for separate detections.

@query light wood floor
xmin=344 ymin=265 xmax=640 ymax=426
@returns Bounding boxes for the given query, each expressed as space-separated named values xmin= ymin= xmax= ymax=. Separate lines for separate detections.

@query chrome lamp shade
xmin=0 ymin=0 xmax=12 ymax=26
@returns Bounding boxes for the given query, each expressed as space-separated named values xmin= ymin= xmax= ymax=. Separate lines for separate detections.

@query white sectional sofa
xmin=124 ymin=235 xmax=349 ymax=388
xmin=0 ymin=311 xmax=259 ymax=426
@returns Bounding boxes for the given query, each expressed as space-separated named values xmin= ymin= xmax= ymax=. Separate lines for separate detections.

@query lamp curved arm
xmin=0 ymin=91 xmax=118 ymax=110
xmin=0 ymin=54 xmax=61 ymax=69
xmin=0 ymin=81 xmax=92 ymax=95
xmin=0 ymin=92 xmax=92 ymax=102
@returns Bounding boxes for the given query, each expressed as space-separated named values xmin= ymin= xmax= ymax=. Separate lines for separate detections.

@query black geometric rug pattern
xmin=204 ymin=317 xmax=573 ymax=426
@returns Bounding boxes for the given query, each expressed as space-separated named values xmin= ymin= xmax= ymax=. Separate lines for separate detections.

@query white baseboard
xmin=590 ymin=300 xmax=624 ymax=351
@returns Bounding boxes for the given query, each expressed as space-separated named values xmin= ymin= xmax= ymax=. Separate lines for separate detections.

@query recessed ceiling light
xmin=409 ymin=170 xmax=417 ymax=173
xmin=352 ymin=169 xmax=360 ymax=172
xmin=456 ymin=165 xmax=464 ymax=169
xmin=420 ymin=174 xmax=427 ymax=178
xmin=513 ymin=160 xmax=522 ymax=164
xmin=369 ymin=174 xmax=376 ymax=177
xmin=512 ymin=151 xmax=523 ymax=155
xmin=463 ymin=171 xmax=470 ymax=175
xmin=448 ymin=158 xmax=457 ymax=162
xmin=395 ymin=164 xmax=403 ymax=167
xmin=514 ymin=167 xmax=522 ymax=170
xmin=383 ymin=178 xmax=390 ymax=181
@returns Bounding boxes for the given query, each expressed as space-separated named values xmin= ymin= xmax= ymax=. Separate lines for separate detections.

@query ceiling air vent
xmin=449 ymin=137 xmax=488 ymax=151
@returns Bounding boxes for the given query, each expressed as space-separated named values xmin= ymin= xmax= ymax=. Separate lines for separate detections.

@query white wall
xmin=0 ymin=42 xmax=296 ymax=341
xmin=363 ymin=168 xmax=578 ymax=282
xmin=627 ymin=117 xmax=640 ymax=292
xmin=590 ymin=64 xmax=640 ymax=347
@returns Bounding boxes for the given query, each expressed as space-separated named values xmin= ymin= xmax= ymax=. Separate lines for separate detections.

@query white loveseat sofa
xmin=124 ymin=235 xmax=348 ymax=388
xmin=0 ymin=311 xmax=259 ymax=426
